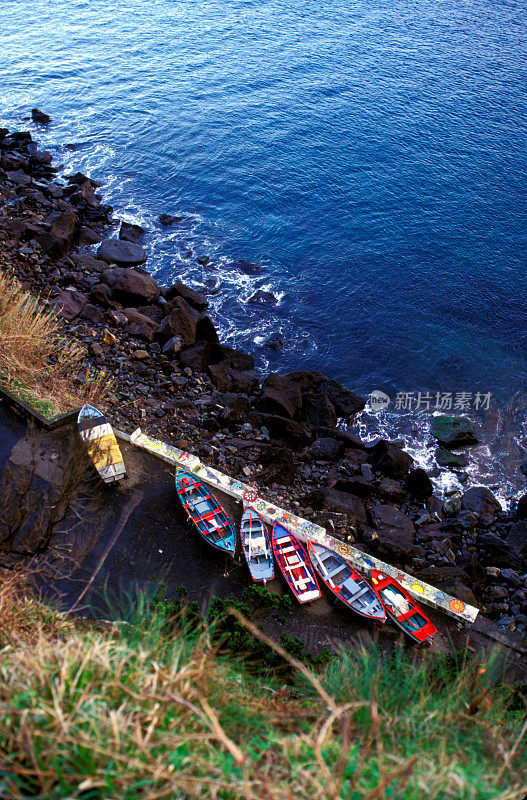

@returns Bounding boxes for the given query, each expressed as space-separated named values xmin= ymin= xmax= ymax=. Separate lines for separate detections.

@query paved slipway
xmin=1 ymin=399 xmax=525 ymax=679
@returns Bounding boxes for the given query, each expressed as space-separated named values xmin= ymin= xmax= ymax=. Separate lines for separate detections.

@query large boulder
xmin=506 ymin=523 xmax=527 ymax=559
xmin=113 ymin=268 xmax=160 ymax=305
xmin=516 ymin=493 xmax=527 ymax=519
xmin=31 ymin=108 xmax=51 ymax=124
xmin=48 ymin=290 xmax=88 ymax=321
xmin=461 ymin=487 xmax=502 ymax=525
xmin=208 ymin=364 xmax=258 ymax=395
xmin=404 ymin=468 xmax=433 ymax=498
xmin=369 ymin=440 xmax=413 ymax=479
xmin=119 ymin=221 xmax=145 ymax=244
xmin=369 ymin=504 xmax=416 ymax=557
xmin=436 ymin=448 xmax=469 ymax=468
xmin=179 ymin=342 xmax=210 ymax=371
xmin=247 ymin=411 xmax=311 ymax=447
xmin=122 ymin=308 xmax=158 ymax=342
xmin=255 ymin=374 xmax=303 ymax=419
xmin=302 ymin=393 xmax=337 ymax=428
xmin=318 ymin=378 xmax=366 ymax=417
xmin=324 ymin=489 xmax=368 ymax=527
xmin=166 ymin=282 xmax=208 ymax=311
xmin=309 ymin=437 xmax=344 ymax=461
xmin=195 ymin=315 xmax=219 ymax=343
xmin=38 ymin=208 xmax=77 ymax=256
xmin=98 ymin=238 xmax=146 ymax=266
xmin=212 ymin=345 xmax=254 ymax=372
xmin=431 ymin=416 xmax=478 ymax=449
xmin=157 ymin=297 xmax=198 ymax=346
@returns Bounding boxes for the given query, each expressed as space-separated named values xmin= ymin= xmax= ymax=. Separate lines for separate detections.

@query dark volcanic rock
xmin=369 ymin=503 xmax=415 ymax=557
xmin=264 ymin=334 xmax=284 ymax=351
xmin=302 ymin=394 xmax=337 ymax=428
xmin=227 ymin=259 xmax=261 ymax=274
xmin=369 ymin=440 xmax=413 ymax=479
xmin=309 ymin=437 xmax=343 ymax=461
xmin=98 ymin=238 xmax=147 ymax=266
xmin=113 ymin=268 xmax=160 ymax=305
xmin=119 ymin=221 xmax=145 ymax=244
xmin=37 ymin=208 xmax=77 ymax=256
xmin=208 ymin=364 xmax=258 ymax=395
xmin=78 ymin=226 xmax=102 ymax=246
xmin=247 ymin=412 xmax=310 ymax=448
xmin=506 ymin=523 xmax=527 ymax=558
xmin=195 ymin=315 xmax=219 ymax=344
xmin=378 ymin=477 xmax=405 ymax=502
xmin=159 ymin=213 xmax=183 ymax=226
xmin=157 ymin=297 xmax=198 ymax=346
xmin=31 ymin=108 xmax=51 ymax=125
xmin=461 ymin=487 xmax=502 ymax=524
xmin=213 ymin=346 xmax=254 ymax=372
xmin=48 ymin=290 xmax=88 ymax=321
xmin=333 ymin=476 xmax=374 ymax=497
xmin=248 ymin=289 xmax=278 ymax=307
xmin=318 ymin=378 xmax=366 ymax=417
xmin=166 ymin=282 xmax=208 ymax=311
xmin=431 ymin=416 xmax=478 ymax=449
xmin=324 ymin=489 xmax=368 ymax=528
xmin=436 ymin=448 xmax=469 ymax=468
xmin=516 ymin=493 xmax=527 ymax=519
xmin=404 ymin=468 xmax=433 ymax=498
xmin=256 ymin=374 xmax=302 ymax=420
xmin=179 ymin=342 xmax=210 ymax=370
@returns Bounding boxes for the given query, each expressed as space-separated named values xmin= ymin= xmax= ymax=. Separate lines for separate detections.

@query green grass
xmin=0 ymin=584 xmax=525 ymax=800
xmin=0 ymin=368 xmax=59 ymax=417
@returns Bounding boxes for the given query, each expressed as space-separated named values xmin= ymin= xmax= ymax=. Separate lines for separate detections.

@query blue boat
xmin=175 ymin=471 xmax=236 ymax=556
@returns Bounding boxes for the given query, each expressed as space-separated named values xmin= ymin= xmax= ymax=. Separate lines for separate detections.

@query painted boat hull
xmin=272 ymin=523 xmax=320 ymax=603
xmin=175 ymin=470 xmax=236 ymax=556
xmin=370 ymin=569 xmax=437 ymax=643
xmin=78 ymin=404 xmax=126 ymax=483
xmin=240 ymin=506 xmax=274 ymax=582
xmin=307 ymin=540 xmax=386 ymax=623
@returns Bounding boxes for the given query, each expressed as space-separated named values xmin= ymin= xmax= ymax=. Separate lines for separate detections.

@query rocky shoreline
xmin=0 ymin=119 xmax=526 ymax=639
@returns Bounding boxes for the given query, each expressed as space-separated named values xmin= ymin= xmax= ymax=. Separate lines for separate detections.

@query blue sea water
xmin=1 ymin=0 xmax=526 ymax=498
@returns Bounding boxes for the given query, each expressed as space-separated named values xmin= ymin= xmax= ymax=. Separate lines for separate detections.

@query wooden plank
xmin=118 ymin=427 xmax=479 ymax=625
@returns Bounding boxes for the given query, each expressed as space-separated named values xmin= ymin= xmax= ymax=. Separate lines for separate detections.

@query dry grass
xmin=0 ymin=583 xmax=525 ymax=800
xmin=0 ymin=270 xmax=112 ymax=413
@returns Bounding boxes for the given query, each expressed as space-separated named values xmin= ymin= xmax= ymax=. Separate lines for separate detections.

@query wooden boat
xmin=271 ymin=523 xmax=321 ymax=603
xmin=175 ymin=470 xmax=236 ymax=556
xmin=78 ymin=403 xmax=126 ymax=483
xmin=370 ymin=569 xmax=437 ymax=643
xmin=307 ymin=541 xmax=386 ymax=623
xmin=240 ymin=506 xmax=274 ymax=583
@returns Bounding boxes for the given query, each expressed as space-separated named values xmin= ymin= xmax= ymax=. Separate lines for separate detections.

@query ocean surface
xmin=1 ymin=0 xmax=526 ymax=502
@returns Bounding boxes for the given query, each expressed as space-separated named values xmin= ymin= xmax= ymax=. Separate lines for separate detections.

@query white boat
xmin=240 ymin=506 xmax=274 ymax=582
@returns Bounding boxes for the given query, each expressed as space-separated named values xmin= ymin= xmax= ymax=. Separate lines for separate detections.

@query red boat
xmin=370 ymin=569 xmax=437 ymax=643
xmin=272 ymin=523 xmax=321 ymax=603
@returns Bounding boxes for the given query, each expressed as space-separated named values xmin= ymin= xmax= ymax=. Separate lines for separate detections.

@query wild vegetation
xmin=0 ymin=577 xmax=525 ymax=800
xmin=0 ymin=269 xmax=111 ymax=414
